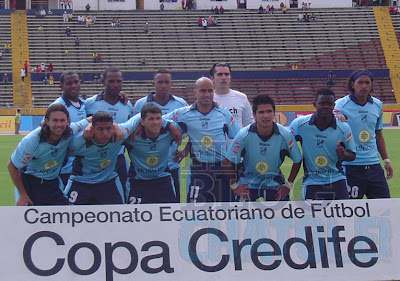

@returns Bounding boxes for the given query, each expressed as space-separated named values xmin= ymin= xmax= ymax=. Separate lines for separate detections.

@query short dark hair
xmin=209 ymin=62 xmax=232 ymax=77
xmin=40 ymin=104 xmax=71 ymax=139
xmin=153 ymin=69 xmax=171 ymax=80
xmin=141 ymin=103 xmax=162 ymax=119
xmin=92 ymin=111 xmax=113 ymax=126
xmin=315 ymin=87 xmax=335 ymax=103
xmin=103 ymin=67 xmax=121 ymax=81
xmin=60 ymin=70 xmax=78 ymax=85
xmin=346 ymin=69 xmax=374 ymax=93
xmin=252 ymin=94 xmax=275 ymax=113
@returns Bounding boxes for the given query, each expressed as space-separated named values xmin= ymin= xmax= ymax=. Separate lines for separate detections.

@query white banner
xmin=0 ymin=199 xmax=399 ymax=281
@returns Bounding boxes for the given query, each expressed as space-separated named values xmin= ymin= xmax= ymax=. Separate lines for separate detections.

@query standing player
xmin=125 ymin=104 xmax=178 ymax=204
xmin=290 ymin=88 xmax=356 ymax=200
xmin=7 ymin=104 xmax=89 ymax=206
xmin=133 ymin=69 xmax=188 ymax=202
xmin=49 ymin=70 xmax=87 ymax=185
xmin=165 ymin=77 xmax=240 ymax=203
xmin=210 ymin=62 xmax=254 ymax=128
xmin=334 ymin=69 xmax=393 ymax=198
xmin=65 ymin=111 xmax=139 ymax=205
xmin=85 ymin=67 xmax=133 ymax=198
xmin=224 ymin=94 xmax=302 ymax=201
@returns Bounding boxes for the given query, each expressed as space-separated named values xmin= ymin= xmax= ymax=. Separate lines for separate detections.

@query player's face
xmin=60 ymin=74 xmax=80 ymax=101
xmin=92 ymin=121 xmax=114 ymax=145
xmin=351 ymin=75 xmax=373 ymax=100
xmin=314 ymin=94 xmax=335 ymax=119
xmin=254 ymin=104 xmax=274 ymax=128
xmin=195 ymin=79 xmax=214 ymax=107
xmin=45 ymin=111 xmax=69 ymax=138
xmin=141 ymin=112 xmax=162 ymax=137
xmin=153 ymin=73 xmax=172 ymax=96
xmin=211 ymin=66 xmax=231 ymax=92
xmin=103 ymin=71 xmax=123 ymax=98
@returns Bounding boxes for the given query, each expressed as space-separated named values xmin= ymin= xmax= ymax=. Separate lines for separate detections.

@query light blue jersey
xmin=68 ymin=114 xmax=140 ymax=184
xmin=125 ymin=127 xmax=174 ymax=180
xmin=334 ymin=93 xmax=382 ymax=165
xmin=10 ymin=120 xmax=89 ymax=180
xmin=226 ymin=123 xmax=301 ymax=190
xmin=165 ymin=102 xmax=240 ymax=163
xmin=49 ymin=94 xmax=87 ymax=175
xmin=133 ymin=92 xmax=187 ymax=170
xmin=289 ymin=113 xmax=356 ymax=186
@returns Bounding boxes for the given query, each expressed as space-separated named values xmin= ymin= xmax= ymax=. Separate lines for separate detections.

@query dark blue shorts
xmin=187 ymin=160 xmax=233 ymax=203
xmin=65 ymin=177 xmax=124 ymax=205
xmin=344 ymin=164 xmax=390 ymax=199
xmin=20 ymin=173 xmax=68 ymax=206
xmin=116 ymin=153 xmax=128 ymax=200
xmin=127 ymin=175 xmax=177 ymax=204
xmin=167 ymin=168 xmax=181 ymax=203
xmin=305 ymin=179 xmax=349 ymax=200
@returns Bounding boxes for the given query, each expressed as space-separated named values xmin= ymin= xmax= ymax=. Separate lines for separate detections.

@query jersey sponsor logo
xmin=200 ymin=135 xmax=214 ymax=149
xmin=99 ymin=159 xmax=111 ymax=169
xmin=358 ymin=129 xmax=370 ymax=143
xmin=145 ymin=156 xmax=159 ymax=167
xmin=314 ymin=155 xmax=328 ymax=168
xmin=317 ymin=139 xmax=325 ymax=148
xmin=345 ymin=132 xmax=352 ymax=144
xmin=232 ymin=142 xmax=240 ymax=154
xmin=22 ymin=153 xmax=31 ymax=165
xmin=44 ymin=160 xmax=58 ymax=170
xmin=288 ymin=139 xmax=294 ymax=151
xmin=255 ymin=161 xmax=269 ymax=174
xmin=361 ymin=114 xmax=367 ymax=123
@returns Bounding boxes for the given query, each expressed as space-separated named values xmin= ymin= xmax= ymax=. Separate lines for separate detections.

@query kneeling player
xmin=224 ymin=94 xmax=302 ymax=202
xmin=125 ymin=104 xmax=177 ymax=204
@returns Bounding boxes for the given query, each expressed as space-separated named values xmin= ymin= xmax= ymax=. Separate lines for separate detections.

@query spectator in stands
xmin=4 ymin=43 xmax=10 ymax=53
xmin=283 ymin=5 xmax=287 ymax=14
xmin=266 ymin=4 xmax=270 ymax=13
xmin=20 ymin=68 xmax=26 ymax=82
xmin=144 ymin=23 xmax=151 ymax=34
xmin=298 ymin=13 xmax=304 ymax=22
xmin=308 ymin=1 xmax=311 ymax=9
xmin=77 ymin=15 xmax=84 ymax=24
xmin=202 ymin=17 xmax=207 ymax=29
xmin=86 ymin=3 xmax=90 ymax=12
xmin=389 ymin=6 xmax=399 ymax=15
xmin=40 ymin=9 xmax=46 ymax=17
xmin=197 ymin=17 xmax=202 ymax=26
xmin=219 ymin=5 xmax=225 ymax=14
xmin=75 ymin=36 xmax=80 ymax=46
xmin=63 ymin=11 xmax=68 ymax=22
xmin=24 ymin=60 xmax=28 ymax=73
xmin=79 ymin=73 xmax=85 ymax=84
xmin=280 ymin=2 xmax=285 ymax=9
xmin=48 ymin=74 xmax=54 ymax=85
xmin=38 ymin=25 xmax=43 ymax=31
xmin=35 ymin=66 xmax=41 ymax=73
xmin=65 ymin=26 xmax=71 ymax=37
xmin=310 ymin=13 xmax=316 ymax=21
xmin=140 ymin=57 xmax=146 ymax=65
xmin=214 ymin=6 xmax=219 ymax=14
xmin=64 ymin=49 xmax=69 ymax=56
xmin=43 ymin=75 xmax=49 ymax=85
xmin=160 ymin=3 xmax=165 ymax=12
xmin=48 ymin=62 xmax=54 ymax=72
xmin=2 ymin=73 xmax=8 ymax=83
xmin=93 ymin=72 xmax=100 ymax=84
xmin=304 ymin=12 xmax=310 ymax=22
xmin=96 ymin=53 xmax=103 ymax=62
xmin=0 ymin=51 xmax=3 ymax=60
xmin=207 ymin=16 xmax=214 ymax=26
xmin=192 ymin=0 xmax=197 ymax=9
xmin=258 ymin=5 xmax=264 ymax=14
xmin=270 ymin=5 xmax=275 ymax=14
xmin=68 ymin=12 xmax=73 ymax=22
xmin=40 ymin=63 xmax=45 ymax=72
xmin=213 ymin=16 xmax=218 ymax=26
xmin=291 ymin=64 xmax=298 ymax=70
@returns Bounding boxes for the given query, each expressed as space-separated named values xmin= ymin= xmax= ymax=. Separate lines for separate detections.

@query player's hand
xmin=275 ymin=184 xmax=290 ymax=201
xmin=16 ymin=194 xmax=33 ymax=206
xmin=112 ymin=123 xmax=124 ymax=142
xmin=169 ymin=125 xmax=182 ymax=146
xmin=172 ymin=149 xmax=187 ymax=163
xmin=82 ymin=123 xmax=93 ymax=140
xmin=335 ymin=114 xmax=348 ymax=122
xmin=234 ymin=185 xmax=250 ymax=201
xmin=119 ymin=92 xmax=129 ymax=105
xmin=336 ymin=140 xmax=345 ymax=159
xmin=384 ymin=162 xmax=393 ymax=180
xmin=130 ymin=124 xmax=143 ymax=142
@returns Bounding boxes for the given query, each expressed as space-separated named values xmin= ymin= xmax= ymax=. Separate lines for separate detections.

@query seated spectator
xmin=214 ymin=6 xmax=219 ymax=14
xmin=219 ymin=5 xmax=224 ymax=14
xmin=115 ymin=18 xmax=121 ymax=27
xmin=389 ymin=6 xmax=398 ymax=15
xmin=160 ymin=3 xmax=164 ymax=12
xmin=202 ymin=17 xmax=207 ymax=29
xmin=140 ymin=57 xmax=146 ymax=65
xmin=266 ymin=4 xmax=270 ymax=13
xmin=86 ymin=3 xmax=90 ymax=12
xmin=64 ymin=49 xmax=69 ymax=56
xmin=78 ymin=15 xmax=84 ymax=24
xmin=4 ymin=43 xmax=10 ymax=53
xmin=68 ymin=13 xmax=73 ymax=22
xmin=86 ymin=18 xmax=93 ymax=27
xmin=213 ymin=16 xmax=218 ymax=26
xmin=210 ymin=6 xmax=214 ymax=14
xmin=197 ymin=17 xmax=202 ymax=26
xmin=92 ymin=52 xmax=97 ymax=62
xmin=48 ymin=74 xmax=54 ymax=85
xmin=90 ymin=15 xmax=96 ymax=24
xmin=3 ymin=73 xmax=8 ymax=83
xmin=258 ymin=5 xmax=264 ymax=14
xmin=40 ymin=63 xmax=45 ymax=72
xmin=35 ymin=66 xmax=41 ymax=73
xmin=207 ymin=16 xmax=214 ymax=26
xmin=270 ymin=5 xmax=275 ymax=14
xmin=93 ymin=73 xmax=100 ymax=84
xmin=298 ymin=13 xmax=304 ymax=22
xmin=304 ymin=12 xmax=310 ymax=22
xmin=42 ymin=75 xmax=48 ymax=85
xmin=37 ymin=25 xmax=43 ymax=31
xmin=280 ymin=2 xmax=285 ymax=9
xmin=39 ymin=9 xmax=46 ymax=18
xmin=310 ymin=13 xmax=316 ymax=21
xmin=75 ymin=36 xmax=80 ymax=46
xmin=62 ymin=11 xmax=68 ymax=22
xmin=79 ymin=73 xmax=85 ymax=83
xmin=65 ymin=26 xmax=71 ymax=37
xmin=47 ymin=62 xmax=54 ymax=72
xmin=0 ymin=51 xmax=3 ymax=60
xmin=96 ymin=53 xmax=103 ymax=62
xmin=283 ymin=5 xmax=287 ymax=14
xmin=144 ymin=23 xmax=151 ymax=34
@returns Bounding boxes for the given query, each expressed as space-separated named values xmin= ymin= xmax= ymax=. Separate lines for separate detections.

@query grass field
xmin=0 ymin=130 xmax=399 ymax=205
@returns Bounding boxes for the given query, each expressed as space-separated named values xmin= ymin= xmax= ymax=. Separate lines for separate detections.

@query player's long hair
xmin=39 ymin=104 xmax=72 ymax=139
xmin=346 ymin=69 xmax=374 ymax=93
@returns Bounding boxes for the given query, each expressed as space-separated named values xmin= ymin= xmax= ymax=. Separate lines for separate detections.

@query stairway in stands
xmin=10 ymin=10 xmax=31 ymax=108
xmin=374 ymin=6 xmax=400 ymax=103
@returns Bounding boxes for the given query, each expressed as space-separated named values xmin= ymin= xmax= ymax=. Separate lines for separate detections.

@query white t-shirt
xmin=213 ymin=89 xmax=254 ymax=128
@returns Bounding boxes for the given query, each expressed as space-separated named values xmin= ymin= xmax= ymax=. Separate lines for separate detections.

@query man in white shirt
xmin=209 ymin=62 xmax=254 ymax=128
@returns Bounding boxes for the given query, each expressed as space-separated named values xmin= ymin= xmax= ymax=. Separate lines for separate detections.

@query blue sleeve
xmin=10 ymin=132 xmax=39 ymax=169
xmin=225 ymin=109 xmax=240 ymax=139
xmin=70 ymin=119 xmax=89 ymax=134
xmin=118 ymin=113 xmax=141 ymax=138
xmin=289 ymin=118 xmax=299 ymax=138
xmin=376 ymin=109 xmax=383 ymax=131
xmin=133 ymin=98 xmax=145 ymax=115
xmin=225 ymin=129 xmax=246 ymax=164
xmin=342 ymin=123 xmax=356 ymax=154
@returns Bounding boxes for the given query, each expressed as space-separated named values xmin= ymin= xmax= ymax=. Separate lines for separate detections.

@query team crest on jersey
xmin=201 ymin=121 xmax=208 ymax=129
xmin=21 ymin=152 xmax=31 ymax=165
xmin=361 ymin=114 xmax=367 ymax=123
xmin=44 ymin=160 xmax=58 ymax=170
xmin=255 ymin=161 xmax=269 ymax=174
xmin=317 ymin=139 xmax=325 ymax=148
xmin=50 ymin=147 xmax=59 ymax=156
xmin=200 ymin=135 xmax=214 ymax=149
xmin=314 ymin=155 xmax=328 ymax=168
xmin=232 ymin=141 xmax=241 ymax=154
xmin=110 ymin=112 xmax=117 ymax=120
xmin=145 ymin=156 xmax=159 ymax=167
xmin=99 ymin=159 xmax=111 ymax=169
xmin=150 ymin=143 xmax=157 ymax=151
xmin=259 ymin=146 xmax=267 ymax=155
xmin=358 ymin=129 xmax=370 ymax=143
xmin=99 ymin=151 xmax=107 ymax=158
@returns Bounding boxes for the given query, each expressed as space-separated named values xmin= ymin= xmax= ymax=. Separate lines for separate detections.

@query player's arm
xmin=7 ymin=160 xmax=32 ymax=206
xmin=222 ymin=158 xmax=250 ymax=201
xmin=336 ymin=140 xmax=356 ymax=161
xmin=173 ymin=140 xmax=191 ymax=163
xmin=376 ymin=130 xmax=393 ymax=179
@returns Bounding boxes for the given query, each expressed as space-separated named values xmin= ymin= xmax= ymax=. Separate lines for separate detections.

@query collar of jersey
xmin=190 ymin=101 xmax=217 ymax=111
xmin=61 ymin=94 xmax=83 ymax=107
xmin=309 ymin=113 xmax=336 ymax=129
xmin=249 ymin=122 xmax=279 ymax=142
xmin=146 ymin=92 xmax=175 ymax=103
xmin=349 ymin=93 xmax=373 ymax=105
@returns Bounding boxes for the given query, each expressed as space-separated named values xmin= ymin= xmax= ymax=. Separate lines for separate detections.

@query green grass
xmin=0 ymin=130 xmax=399 ymax=205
